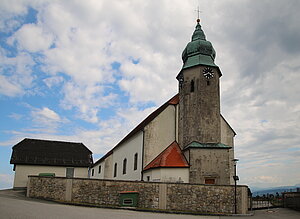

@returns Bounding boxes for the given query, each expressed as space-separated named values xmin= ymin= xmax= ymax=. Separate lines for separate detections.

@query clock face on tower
xmin=203 ymin=67 xmax=214 ymax=80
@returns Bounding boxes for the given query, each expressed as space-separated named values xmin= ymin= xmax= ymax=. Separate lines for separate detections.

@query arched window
xmin=134 ymin=153 xmax=138 ymax=171
xmin=114 ymin=163 xmax=117 ymax=177
xmin=123 ymin=158 xmax=127 ymax=174
xmin=91 ymin=168 xmax=94 ymax=176
xmin=190 ymin=80 xmax=195 ymax=92
xmin=98 ymin=165 xmax=101 ymax=174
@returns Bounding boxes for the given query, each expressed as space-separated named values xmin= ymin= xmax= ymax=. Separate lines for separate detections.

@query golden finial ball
xmin=197 ymin=18 xmax=200 ymax=23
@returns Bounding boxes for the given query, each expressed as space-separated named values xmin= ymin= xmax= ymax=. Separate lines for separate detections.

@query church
xmin=90 ymin=19 xmax=236 ymax=185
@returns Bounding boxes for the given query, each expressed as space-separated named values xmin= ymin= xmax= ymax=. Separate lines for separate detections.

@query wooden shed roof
xmin=10 ymin=138 xmax=93 ymax=167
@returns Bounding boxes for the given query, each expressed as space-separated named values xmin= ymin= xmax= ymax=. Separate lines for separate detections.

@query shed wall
xmin=13 ymin=165 xmax=88 ymax=188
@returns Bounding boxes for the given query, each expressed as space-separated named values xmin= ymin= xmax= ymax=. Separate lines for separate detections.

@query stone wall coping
xmin=27 ymin=175 xmax=248 ymax=188
xmin=120 ymin=191 xmax=139 ymax=194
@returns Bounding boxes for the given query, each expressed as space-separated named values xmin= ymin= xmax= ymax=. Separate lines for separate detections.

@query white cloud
xmin=1 ymin=0 xmax=191 ymax=115
xmin=31 ymin=107 xmax=68 ymax=132
xmin=0 ymin=0 xmax=28 ymax=33
xmin=0 ymin=0 xmax=28 ymax=15
xmin=29 ymin=0 xmax=191 ymax=112
xmin=250 ymin=176 xmax=279 ymax=184
xmin=60 ymin=82 xmax=117 ymax=123
xmin=1 ymin=104 xmax=160 ymax=156
xmin=119 ymin=53 xmax=178 ymax=105
xmin=43 ymin=76 xmax=64 ymax=88
xmin=62 ymin=106 xmax=164 ymax=154
xmin=8 ymin=23 xmax=54 ymax=52
xmin=0 ymin=51 xmax=35 ymax=97
xmin=0 ymin=75 xmax=23 ymax=97
xmin=9 ymin=113 xmax=23 ymax=120
xmin=34 ymin=107 xmax=60 ymax=121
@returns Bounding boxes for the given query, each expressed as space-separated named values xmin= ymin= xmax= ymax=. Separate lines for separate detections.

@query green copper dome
xmin=181 ymin=21 xmax=217 ymax=70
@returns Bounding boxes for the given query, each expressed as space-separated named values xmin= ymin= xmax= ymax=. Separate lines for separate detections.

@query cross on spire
xmin=195 ymin=6 xmax=202 ymax=23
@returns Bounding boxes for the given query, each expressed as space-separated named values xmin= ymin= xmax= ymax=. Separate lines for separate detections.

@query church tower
xmin=177 ymin=19 xmax=233 ymax=185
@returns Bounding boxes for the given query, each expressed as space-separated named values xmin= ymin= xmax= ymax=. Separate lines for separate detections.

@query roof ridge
xmin=13 ymin=138 xmax=93 ymax=154
xmin=23 ymin=138 xmax=83 ymax=144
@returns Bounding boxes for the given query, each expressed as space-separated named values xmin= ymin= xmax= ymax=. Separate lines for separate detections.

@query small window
xmin=123 ymin=158 xmax=127 ymax=175
xmin=91 ymin=169 xmax=94 ymax=176
xmin=147 ymin=176 xmax=150 ymax=181
xmin=114 ymin=163 xmax=117 ymax=177
xmin=190 ymin=80 xmax=195 ymax=92
xmin=205 ymin=178 xmax=215 ymax=184
xmin=207 ymin=80 xmax=210 ymax=86
xmin=134 ymin=153 xmax=138 ymax=171
xmin=98 ymin=165 xmax=101 ymax=174
xmin=66 ymin=167 xmax=74 ymax=178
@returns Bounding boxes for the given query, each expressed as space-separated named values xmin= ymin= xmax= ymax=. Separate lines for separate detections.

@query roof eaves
xmin=177 ymin=64 xmax=222 ymax=79
xmin=11 ymin=162 xmax=91 ymax=167
xmin=143 ymin=166 xmax=190 ymax=171
xmin=220 ymin=114 xmax=236 ymax=136
xmin=184 ymin=141 xmax=232 ymax=149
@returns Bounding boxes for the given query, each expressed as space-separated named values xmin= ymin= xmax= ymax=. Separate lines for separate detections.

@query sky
xmin=0 ymin=0 xmax=300 ymax=190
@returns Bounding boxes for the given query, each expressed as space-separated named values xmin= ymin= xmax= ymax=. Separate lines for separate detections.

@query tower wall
xmin=188 ymin=148 xmax=231 ymax=184
xmin=178 ymin=65 xmax=221 ymax=148
xmin=221 ymin=116 xmax=236 ymax=185
xmin=177 ymin=64 xmax=233 ymax=184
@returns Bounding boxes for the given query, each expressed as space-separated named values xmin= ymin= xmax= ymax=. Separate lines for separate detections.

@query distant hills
xmin=251 ymin=184 xmax=300 ymax=196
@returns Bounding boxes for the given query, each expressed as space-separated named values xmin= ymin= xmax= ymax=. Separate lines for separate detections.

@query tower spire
xmin=179 ymin=16 xmax=217 ymax=71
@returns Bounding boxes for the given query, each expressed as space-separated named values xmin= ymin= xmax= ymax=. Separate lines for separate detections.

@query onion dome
xmin=181 ymin=20 xmax=217 ymax=70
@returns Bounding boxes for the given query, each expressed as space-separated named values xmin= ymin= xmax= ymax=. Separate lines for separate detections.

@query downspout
xmin=141 ymin=129 xmax=145 ymax=181
xmin=175 ymin=105 xmax=177 ymax=142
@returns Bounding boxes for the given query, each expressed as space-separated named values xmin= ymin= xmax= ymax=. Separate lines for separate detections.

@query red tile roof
xmin=168 ymin=94 xmax=179 ymax=105
xmin=143 ymin=141 xmax=189 ymax=171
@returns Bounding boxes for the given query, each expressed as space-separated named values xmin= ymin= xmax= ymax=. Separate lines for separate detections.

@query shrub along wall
xmin=27 ymin=176 xmax=248 ymax=214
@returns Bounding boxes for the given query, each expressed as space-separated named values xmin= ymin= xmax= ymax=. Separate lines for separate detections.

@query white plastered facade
xmin=90 ymin=131 xmax=143 ymax=180
xmin=91 ymin=101 xmax=235 ymax=184
xmin=13 ymin=164 xmax=88 ymax=188
xmin=91 ymin=103 xmax=184 ymax=182
xmin=143 ymin=105 xmax=176 ymax=167
xmin=143 ymin=168 xmax=189 ymax=183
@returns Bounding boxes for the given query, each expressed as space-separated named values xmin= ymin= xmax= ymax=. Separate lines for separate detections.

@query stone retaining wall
xmin=27 ymin=176 xmax=248 ymax=214
xmin=283 ymin=192 xmax=300 ymax=211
